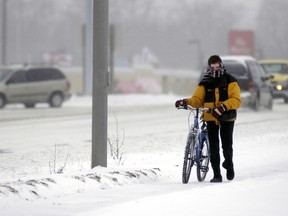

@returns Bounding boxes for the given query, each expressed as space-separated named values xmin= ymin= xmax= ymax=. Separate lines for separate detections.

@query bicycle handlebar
xmin=177 ymin=105 xmax=212 ymax=113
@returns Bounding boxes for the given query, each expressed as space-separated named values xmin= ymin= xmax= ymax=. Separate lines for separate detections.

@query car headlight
xmin=276 ymin=84 xmax=283 ymax=91
xmin=275 ymin=81 xmax=288 ymax=91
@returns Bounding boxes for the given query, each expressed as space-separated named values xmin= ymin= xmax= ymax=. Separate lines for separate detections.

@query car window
xmin=26 ymin=69 xmax=45 ymax=82
xmin=48 ymin=68 xmax=65 ymax=80
xmin=247 ymin=61 xmax=265 ymax=82
xmin=223 ymin=62 xmax=248 ymax=79
xmin=260 ymin=63 xmax=288 ymax=75
xmin=255 ymin=63 xmax=267 ymax=77
xmin=7 ymin=70 xmax=27 ymax=83
xmin=0 ymin=69 xmax=12 ymax=81
xmin=26 ymin=68 xmax=65 ymax=82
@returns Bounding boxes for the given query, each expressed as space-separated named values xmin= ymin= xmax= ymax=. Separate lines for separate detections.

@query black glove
xmin=212 ymin=104 xmax=226 ymax=118
xmin=175 ymin=99 xmax=188 ymax=109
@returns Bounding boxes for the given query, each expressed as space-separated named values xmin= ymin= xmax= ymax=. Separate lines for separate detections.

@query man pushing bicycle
xmin=175 ymin=55 xmax=241 ymax=183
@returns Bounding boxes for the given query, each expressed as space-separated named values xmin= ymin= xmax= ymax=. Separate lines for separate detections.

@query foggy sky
xmin=0 ymin=0 xmax=287 ymax=69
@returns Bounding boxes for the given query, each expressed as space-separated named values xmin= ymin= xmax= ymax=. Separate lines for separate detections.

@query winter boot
xmin=210 ymin=175 xmax=222 ymax=183
xmin=222 ymin=162 xmax=235 ymax=180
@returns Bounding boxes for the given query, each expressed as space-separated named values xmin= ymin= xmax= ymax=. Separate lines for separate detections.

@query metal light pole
xmin=1 ymin=0 xmax=7 ymax=65
xmin=84 ymin=0 xmax=93 ymax=95
xmin=109 ymin=24 xmax=115 ymax=93
xmin=189 ymin=39 xmax=203 ymax=70
xmin=91 ymin=0 xmax=109 ymax=168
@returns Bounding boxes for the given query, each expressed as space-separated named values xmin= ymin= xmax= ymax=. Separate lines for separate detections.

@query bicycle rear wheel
xmin=196 ymin=138 xmax=210 ymax=182
xmin=182 ymin=132 xmax=196 ymax=184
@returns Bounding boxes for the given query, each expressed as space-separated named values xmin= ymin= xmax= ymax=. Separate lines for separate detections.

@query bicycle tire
xmin=182 ymin=132 xmax=196 ymax=184
xmin=196 ymin=138 xmax=210 ymax=182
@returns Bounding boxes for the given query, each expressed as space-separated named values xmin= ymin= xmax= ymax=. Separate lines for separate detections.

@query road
xmin=0 ymin=99 xmax=287 ymax=176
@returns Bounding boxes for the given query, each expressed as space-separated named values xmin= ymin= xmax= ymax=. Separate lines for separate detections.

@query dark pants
xmin=207 ymin=121 xmax=234 ymax=177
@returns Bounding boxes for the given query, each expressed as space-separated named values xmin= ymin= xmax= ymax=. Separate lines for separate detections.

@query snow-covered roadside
xmin=0 ymin=94 xmax=179 ymax=203
xmin=0 ymin=167 xmax=159 ymax=201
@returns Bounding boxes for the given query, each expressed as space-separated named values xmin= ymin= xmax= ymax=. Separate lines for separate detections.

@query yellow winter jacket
xmin=187 ymin=74 xmax=241 ymax=124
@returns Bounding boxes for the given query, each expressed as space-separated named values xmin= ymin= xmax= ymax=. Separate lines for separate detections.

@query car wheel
xmin=252 ymin=96 xmax=260 ymax=111
xmin=49 ymin=92 xmax=63 ymax=108
xmin=284 ymin=97 xmax=288 ymax=104
xmin=266 ymin=97 xmax=273 ymax=110
xmin=0 ymin=94 xmax=6 ymax=108
xmin=24 ymin=103 xmax=36 ymax=108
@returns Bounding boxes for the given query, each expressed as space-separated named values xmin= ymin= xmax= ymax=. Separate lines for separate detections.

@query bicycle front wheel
xmin=182 ymin=132 xmax=196 ymax=184
xmin=196 ymin=138 xmax=210 ymax=182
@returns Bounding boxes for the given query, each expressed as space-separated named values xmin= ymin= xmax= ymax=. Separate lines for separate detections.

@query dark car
xmin=220 ymin=56 xmax=273 ymax=111
xmin=0 ymin=65 xmax=71 ymax=108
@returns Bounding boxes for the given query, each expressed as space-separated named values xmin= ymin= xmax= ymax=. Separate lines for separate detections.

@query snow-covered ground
xmin=0 ymin=94 xmax=288 ymax=216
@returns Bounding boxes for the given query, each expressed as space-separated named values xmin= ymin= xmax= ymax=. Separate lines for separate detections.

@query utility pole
xmin=109 ymin=24 xmax=115 ymax=93
xmin=91 ymin=0 xmax=109 ymax=168
xmin=1 ymin=0 xmax=7 ymax=65
xmin=189 ymin=39 xmax=203 ymax=70
xmin=84 ymin=0 xmax=93 ymax=95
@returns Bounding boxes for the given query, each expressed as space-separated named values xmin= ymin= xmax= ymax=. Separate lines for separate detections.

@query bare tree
xmin=255 ymin=0 xmax=288 ymax=59
xmin=109 ymin=0 xmax=245 ymax=69
xmin=2 ymin=0 xmax=248 ymax=68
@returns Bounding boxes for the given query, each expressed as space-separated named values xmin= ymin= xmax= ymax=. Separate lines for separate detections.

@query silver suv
xmin=221 ymin=56 xmax=273 ymax=111
xmin=0 ymin=65 xmax=71 ymax=108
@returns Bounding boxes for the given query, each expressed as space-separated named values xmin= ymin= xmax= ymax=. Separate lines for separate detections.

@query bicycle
xmin=179 ymin=105 xmax=210 ymax=184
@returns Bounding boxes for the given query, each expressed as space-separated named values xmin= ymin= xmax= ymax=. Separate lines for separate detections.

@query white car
xmin=0 ymin=65 xmax=71 ymax=108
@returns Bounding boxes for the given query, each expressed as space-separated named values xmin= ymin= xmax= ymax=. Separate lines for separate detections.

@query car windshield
xmin=0 ymin=69 xmax=12 ymax=81
xmin=260 ymin=63 xmax=288 ymax=75
xmin=223 ymin=61 xmax=248 ymax=78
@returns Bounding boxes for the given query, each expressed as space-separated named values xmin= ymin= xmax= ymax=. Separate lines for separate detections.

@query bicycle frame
xmin=190 ymin=108 xmax=209 ymax=163
xmin=180 ymin=105 xmax=210 ymax=183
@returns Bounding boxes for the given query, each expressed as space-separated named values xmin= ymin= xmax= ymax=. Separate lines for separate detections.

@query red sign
xmin=228 ymin=31 xmax=254 ymax=56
